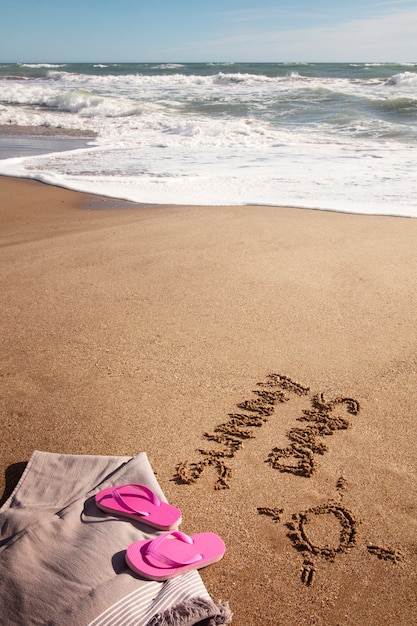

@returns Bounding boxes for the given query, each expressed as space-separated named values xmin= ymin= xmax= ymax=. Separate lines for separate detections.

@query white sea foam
xmin=20 ymin=63 xmax=67 ymax=69
xmin=151 ymin=63 xmax=185 ymax=69
xmin=1 ymin=63 xmax=416 ymax=217
xmin=386 ymin=71 xmax=417 ymax=86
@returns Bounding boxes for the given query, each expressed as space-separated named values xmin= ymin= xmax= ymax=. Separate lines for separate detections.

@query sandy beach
xmin=1 ymin=175 xmax=416 ymax=624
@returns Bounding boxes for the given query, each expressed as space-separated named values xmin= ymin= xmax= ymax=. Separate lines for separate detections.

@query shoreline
xmin=1 ymin=176 xmax=416 ymax=624
xmin=0 ymin=125 xmax=96 ymax=160
xmin=1 ymin=126 xmax=416 ymax=219
xmin=1 ymin=172 xmax=415 ymax=219
xmin=0 ymin=124 xmax=97 ymax=137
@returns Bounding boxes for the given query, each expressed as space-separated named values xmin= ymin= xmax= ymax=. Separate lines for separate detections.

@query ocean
xmin=1 ymin=62 xmax=416 ymax=217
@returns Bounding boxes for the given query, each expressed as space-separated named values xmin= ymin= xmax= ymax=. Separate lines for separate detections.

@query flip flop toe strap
xmin=146 ymin=531 xmax=203 ymax=567
xmin=113 ymin=484 xmax=161 ymax=518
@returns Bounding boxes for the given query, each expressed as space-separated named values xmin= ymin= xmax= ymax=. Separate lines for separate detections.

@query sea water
xmin=0 ymin=62 xmax=416 ymax=217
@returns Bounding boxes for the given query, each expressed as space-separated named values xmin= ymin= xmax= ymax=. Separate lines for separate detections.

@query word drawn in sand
xmin=175 ymin=373 xmax=359 ymax=489
xmin=266 ymin=393 xmax=359 ymax=477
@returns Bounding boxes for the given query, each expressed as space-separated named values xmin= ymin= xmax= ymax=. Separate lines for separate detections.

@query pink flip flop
xmin=94 ymin=483 xmax=182 ymax=530
xmin=125 ymin=530 xmax=226 ymax=581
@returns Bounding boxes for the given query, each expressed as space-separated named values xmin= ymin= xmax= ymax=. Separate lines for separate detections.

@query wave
xmin=37 ymin=68 xmax=417 ymax=97
xmin=378 ymin=97 xmax=417 ymax=115
xmin=0 ymin=82 xmax=142 ymax=118
xmin=2 ymin=63 xmax=417 ymax=217
xmin=20 ymin=63 xmax=67 ymax=69
xmin=386 ymin=71 xmax=417 ymax=87
xmin=151 ymin=63 xmax=185 ymax=70
xmin=365 ymin=62 xmax=417 ymax=68
xmin=42 ymin=70 xmax=311 ymax=90
xmin=2 ymin=65 xmax=416 ymax=144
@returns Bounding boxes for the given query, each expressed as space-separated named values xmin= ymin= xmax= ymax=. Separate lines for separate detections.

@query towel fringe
xmin=146 ymin=596 xmax=233 ymax=626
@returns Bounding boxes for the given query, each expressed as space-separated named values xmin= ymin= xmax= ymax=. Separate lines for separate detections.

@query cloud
xmin=289 ymin=7 xmax=417 ymax=61
xmin=171 ymin=6 xmax=417 ymax=61
xmin=375 ymin=0 xmax=417 ymax=6
xmin=218 ymin=7 xmax=325 ymax=24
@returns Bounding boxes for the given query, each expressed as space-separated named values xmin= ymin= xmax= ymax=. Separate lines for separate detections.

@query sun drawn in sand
xmin=258 ymin=487 xmax=358 ymax=586
xmin=258 ymin=477 xmax=404 ymax=586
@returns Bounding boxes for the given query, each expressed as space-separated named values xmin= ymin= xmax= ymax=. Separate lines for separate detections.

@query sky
xmin=1 ymin=0 xmax=416 ymax=63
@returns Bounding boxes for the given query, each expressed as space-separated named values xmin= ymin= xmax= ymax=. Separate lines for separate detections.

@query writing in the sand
xmin=175 ymin=374 xmax=403 ymax=586
xmin=175 ymin=373 xmax=359 ymax=489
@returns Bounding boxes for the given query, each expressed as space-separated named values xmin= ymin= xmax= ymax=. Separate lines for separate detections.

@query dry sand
xmin=1 ymin=176 xmax=416 ymax=625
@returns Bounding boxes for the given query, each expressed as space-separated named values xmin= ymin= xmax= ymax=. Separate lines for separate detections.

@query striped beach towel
xmin=0 ymin=450 xmax=231 ymax=625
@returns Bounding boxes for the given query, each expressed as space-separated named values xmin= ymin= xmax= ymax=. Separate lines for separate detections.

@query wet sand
xmin=1 ymin=176 xmax=416 ymax=625
xmin=0 ymin=125 xmax=96 ymax=158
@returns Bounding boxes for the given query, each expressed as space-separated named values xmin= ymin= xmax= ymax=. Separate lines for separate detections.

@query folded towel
xmin=0 ymin=450 xmax=231 ymax=625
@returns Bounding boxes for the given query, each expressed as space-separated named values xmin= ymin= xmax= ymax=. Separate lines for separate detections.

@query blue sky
xmin=1 ymin=0 xmax=416 ymax=62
